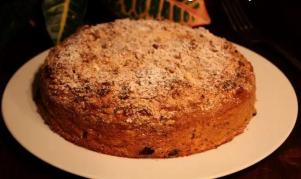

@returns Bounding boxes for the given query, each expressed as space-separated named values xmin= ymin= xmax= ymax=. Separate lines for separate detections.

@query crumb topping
xmin=43 ymin=19 xmax=255 ymax=125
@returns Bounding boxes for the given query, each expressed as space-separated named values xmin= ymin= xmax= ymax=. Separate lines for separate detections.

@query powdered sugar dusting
xmin=43 ymin=19 xmax=255 ymax=125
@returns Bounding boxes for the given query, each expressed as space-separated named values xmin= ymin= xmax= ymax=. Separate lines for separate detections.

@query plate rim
xmin=1 ymin=44 xmax=298 ymax=179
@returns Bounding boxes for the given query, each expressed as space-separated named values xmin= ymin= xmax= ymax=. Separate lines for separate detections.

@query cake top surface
xmin=43 ymin=19 xmax=255 ymax=126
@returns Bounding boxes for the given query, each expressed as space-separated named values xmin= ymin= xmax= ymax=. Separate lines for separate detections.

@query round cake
xmin=37 ymin=19 xmax=256 ymax=158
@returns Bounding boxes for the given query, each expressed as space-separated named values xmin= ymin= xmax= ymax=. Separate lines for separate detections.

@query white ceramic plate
xmin=1 ymin=45 xmax=298 ymax=179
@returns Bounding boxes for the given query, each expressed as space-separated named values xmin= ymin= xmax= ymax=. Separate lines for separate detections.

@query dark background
xmin=0 ymin=0 xmax=300 ymax=178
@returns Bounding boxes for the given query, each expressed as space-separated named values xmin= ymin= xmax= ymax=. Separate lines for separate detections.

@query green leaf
xmin=109 ymin=0 xmax=211 ymax=27
xmin=42 ymin=0 xmax=87 ymax=44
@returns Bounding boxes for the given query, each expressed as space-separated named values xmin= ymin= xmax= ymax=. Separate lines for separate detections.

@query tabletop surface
xmin=0 ymin=0 xmax=300 ymax=178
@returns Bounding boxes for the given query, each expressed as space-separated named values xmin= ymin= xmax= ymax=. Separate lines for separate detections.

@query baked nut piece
xmin=37 ymin=19 xmax=256 ymax=158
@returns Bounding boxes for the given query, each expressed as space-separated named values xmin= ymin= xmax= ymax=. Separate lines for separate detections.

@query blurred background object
xmin=43 ymin=0 xmax=210 ymax=43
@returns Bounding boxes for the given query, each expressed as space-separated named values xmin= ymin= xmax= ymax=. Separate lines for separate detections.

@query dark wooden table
xmin=0 ymin=0 xmax=300 ymax=178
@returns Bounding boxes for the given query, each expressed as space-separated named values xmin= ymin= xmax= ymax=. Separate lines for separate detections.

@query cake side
xmin=37 ymin=82 xmax=255 ymax=157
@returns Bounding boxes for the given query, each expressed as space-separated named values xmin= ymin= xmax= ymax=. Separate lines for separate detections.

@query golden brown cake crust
xmin=37 ymin=19 xmax=256 ymax=158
